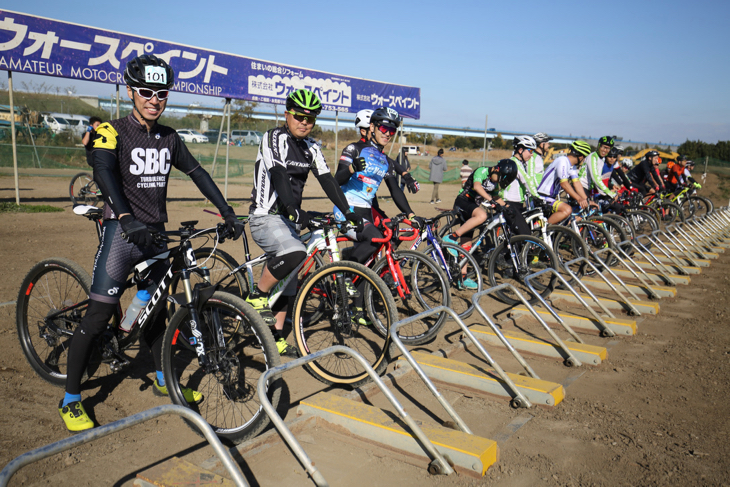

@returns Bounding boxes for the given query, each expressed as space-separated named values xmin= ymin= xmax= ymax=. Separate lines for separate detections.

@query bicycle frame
xmin=408 ymin=222 xmax=454 ymax=281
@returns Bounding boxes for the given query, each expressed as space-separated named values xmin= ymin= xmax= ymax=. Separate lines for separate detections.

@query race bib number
xmin=145 ymin=66 xmax=167 ymax=85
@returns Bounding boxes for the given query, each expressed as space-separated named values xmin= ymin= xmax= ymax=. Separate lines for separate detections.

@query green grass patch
xmin=0 ymin=202 xmax=64 ymax=213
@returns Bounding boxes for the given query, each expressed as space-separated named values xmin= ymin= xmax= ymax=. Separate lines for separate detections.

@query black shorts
xmin=89 ymin=219 xmax=167 ymax=304
xmin=453 ymin=195 xmax=480 ymax=223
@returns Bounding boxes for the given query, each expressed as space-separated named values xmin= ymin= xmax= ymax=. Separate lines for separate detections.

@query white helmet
xmin=621 ymin=158 xmax=633 ymax=168
xmin=513 ymin=135 xmax=537 ymax=151
xmin=532 ymin=132 xmax=553 ymax=144
xmin=355 ymin=109 xmax=373 ymax=129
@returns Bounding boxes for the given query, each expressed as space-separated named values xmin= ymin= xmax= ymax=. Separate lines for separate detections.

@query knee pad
xmin=267 ymin=251 xmax=306 ymax=281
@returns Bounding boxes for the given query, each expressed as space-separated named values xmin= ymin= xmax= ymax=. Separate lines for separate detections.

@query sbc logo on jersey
xmin=130 ymin=148 xmax=171 ymax=175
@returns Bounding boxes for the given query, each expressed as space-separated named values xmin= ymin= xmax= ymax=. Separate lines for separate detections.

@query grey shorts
xmin=249 ymin=214 xmax=306 ymax=296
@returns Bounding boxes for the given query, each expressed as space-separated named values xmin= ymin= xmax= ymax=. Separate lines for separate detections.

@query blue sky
xmin=2 ymin=1 xmax=728 ymax=144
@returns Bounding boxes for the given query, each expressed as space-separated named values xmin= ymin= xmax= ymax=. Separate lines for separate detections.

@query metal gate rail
xmin=257 ymin=345 xmax=455 ymax=486
xmin=525 ymin=266 xmax=615 ymax=338
xmin=614 ymin=240 xmax=665 ymax=286
xmin=0 ymin=405 xmax=247 ymax=487
xmin=590 ymin=248 xmax=651 ymax=305
xmin=471 ymin=285 xmax=542 ymax=381
xmin=392 ymin=305 xmax=533 ymax=416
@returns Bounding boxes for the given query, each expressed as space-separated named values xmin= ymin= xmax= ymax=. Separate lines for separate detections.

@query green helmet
xmin=570 ymin=140 xmax=591 ymax=157
xmin=286 ymin=89 xmax=322 ymax=116
xmin=598 ymin=135 xmax=615 ymax=147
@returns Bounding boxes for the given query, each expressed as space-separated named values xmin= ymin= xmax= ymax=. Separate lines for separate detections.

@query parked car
xmin=203 ymin=130 xmax=229 ymax=144
xmin=230 ymin=130 xmax=263 ymax=145
xmin=41 ymin=113 xmax=74 ymax=135
xmin=176 ymin=129 xmax=209 ymax=143
xmin=65 ymin=115 xmax=90 ymax=137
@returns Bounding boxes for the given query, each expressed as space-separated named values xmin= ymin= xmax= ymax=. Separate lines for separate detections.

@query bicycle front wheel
xmin=161 ymin=291 xmax=281 ymax=445
xmin=293 ymin=261 xmax=397 ymax=388
xmin=545 ymin=225 xmax=589 ymax=279
xmin=371 ymin=250 xmax=451 ymax=345
xmin=69 ymin=172 xmax=102 ymax=207
xmin=424 ymin=243 xmax=482 ymax=320
xmin=487 ymin=235 xmax=558 ymax=306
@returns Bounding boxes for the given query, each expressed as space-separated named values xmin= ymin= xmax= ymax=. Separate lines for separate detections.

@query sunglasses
xmin=376 ymin=124 xmax=397 ymax=136
xmin=132 ymin=87 xmax=170 ymax=101
xmin=288 ymin=110 xmax=316 ymax=124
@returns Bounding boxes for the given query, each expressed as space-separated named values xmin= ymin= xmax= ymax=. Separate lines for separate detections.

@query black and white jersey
xmin=250 ymin=125 xmax=331 ymax=216
xmin=92 ymin=114 xmax=200 ymax=224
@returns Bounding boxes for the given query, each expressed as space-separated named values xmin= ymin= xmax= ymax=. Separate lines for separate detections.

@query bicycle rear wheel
xmin=69 ymin=172 xmax=102 ymax=207
xmin=15 ymin=258 xmax=112 ymax=386
xmin=371 ymin=250 xmax=451 ymax=345
xmin=162 ymin=291 xmax=281 ymax=445
xmin=424 ymin=243 xmax=482 ymax=320
xmin=293 ymin=261 xmax=396 ymax=388
xmin=487 ymin=235 xmax=558 ymax=306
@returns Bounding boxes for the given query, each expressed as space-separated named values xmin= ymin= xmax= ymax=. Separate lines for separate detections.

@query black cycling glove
xmin=401 ymin=173 xmax=420 ymax=194
xmin=351 ymin=157 xmax=366 ymax=173
xmin=409 ymin=215 xmax=427 ymax=231
xmin=287 ymin=205 xmax=311 ymax=227
xmin=221 ymin=209 xmax=244 ymax=240
xmin=119 ymin=215 xmax=153 ymax=248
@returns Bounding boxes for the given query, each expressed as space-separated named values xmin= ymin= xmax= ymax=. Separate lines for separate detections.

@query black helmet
xmin=677 ymin=154 xmax=687 ymax=161
xmin=493 ymin=159 xmax=518 ymax=189
xmin=645 ymin=150 xmax=660 ymax=160
xmin=598 ymin=135 xmax=615 ymax=148
xmin=123 ymin=54 xmax=174 ymax=90
xmin=608 ymin=146 xmax=622 ymax=158
xmin=370 ymin=107 xmax=401 ymax=129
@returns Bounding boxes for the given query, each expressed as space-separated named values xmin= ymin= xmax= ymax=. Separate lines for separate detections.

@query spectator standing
xmin=396 ymin=147 xmax=412 ymax=191
xmin=82 ymin=116 xmax=103 ymax=166
xmin=429 ymin=148 xmax=446 ymax=203
xmin=460 ymin=159 xmax=473 ymax=184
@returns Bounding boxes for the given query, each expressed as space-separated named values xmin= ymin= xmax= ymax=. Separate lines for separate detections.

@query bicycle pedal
xmin=108 ymin=358 xmax=129 ymax=373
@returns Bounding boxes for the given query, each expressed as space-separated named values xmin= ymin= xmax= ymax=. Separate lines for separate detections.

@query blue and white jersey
xmin=340 ymin=145 xmax=395 ymax=208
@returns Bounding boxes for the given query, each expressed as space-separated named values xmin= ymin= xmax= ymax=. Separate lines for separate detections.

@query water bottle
xmin=119 ymin=290 xmax=151 ymax=332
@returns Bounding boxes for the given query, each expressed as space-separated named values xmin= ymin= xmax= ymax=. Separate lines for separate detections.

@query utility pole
xmin=481 ymin=114 xmax=489 ymax=165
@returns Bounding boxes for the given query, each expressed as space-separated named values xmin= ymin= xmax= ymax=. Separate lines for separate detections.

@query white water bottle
xmin=119 ymin=290 xmax=151 ymax=332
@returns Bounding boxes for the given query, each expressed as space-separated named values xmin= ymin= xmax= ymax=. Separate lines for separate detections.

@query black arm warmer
xmin=392 ymin=156 xmax=407 ymax=175
xmin=316 ymin=172 xmax=351 ymax=214
xmin=269 ymin=165 xmax=298 ymax=210
xmin=688 ymin=176 xmax=697 ymax=184
xmin=385 ymin=176 xmax=413 ymax=215
xmin=188 ymin=166 xmax=232 ymax=216
xmin=335 ymin=162 xmax=352 ymax=185
xmin=92 ymin=149 xmax=133 ymax=216
xmin=614 ymin=168 xmax=632 ymax=189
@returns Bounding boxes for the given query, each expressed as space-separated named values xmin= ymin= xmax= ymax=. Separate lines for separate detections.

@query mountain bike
xmin=69 ymin=172 xmax=102 ymax=207
xmin=438 ymin=203 xmax=559 ymax=306
xmin=16 ymin=207 xmax=279 ymax=445
xmin=406 ymin=215 xmax=483 ymax=319
xmin=193 ymin=212 xmax=399 ymax=388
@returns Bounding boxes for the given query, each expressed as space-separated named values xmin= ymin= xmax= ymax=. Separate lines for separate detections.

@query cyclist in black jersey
xmin=628 ymin=151 xmax=664 ymax=196
xmin=246 ymin=89 xmax=359 ymax=356
xmin=58 ymin=55 xmax=244 ymax=433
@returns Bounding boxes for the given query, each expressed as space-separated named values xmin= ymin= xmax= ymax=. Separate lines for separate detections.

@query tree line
xmin=676 ymin=140 xmax=730 ymax=162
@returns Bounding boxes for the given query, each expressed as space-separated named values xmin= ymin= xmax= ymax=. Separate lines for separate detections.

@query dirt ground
xmin=1 ymin=168 xmax=729 ymax=486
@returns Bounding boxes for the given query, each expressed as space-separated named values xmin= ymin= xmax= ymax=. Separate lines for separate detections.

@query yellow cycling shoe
xmin=153 ymin=379 xmax=203 ymax=404
xmin=58 ymin=400 xmax=94 ymax=432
